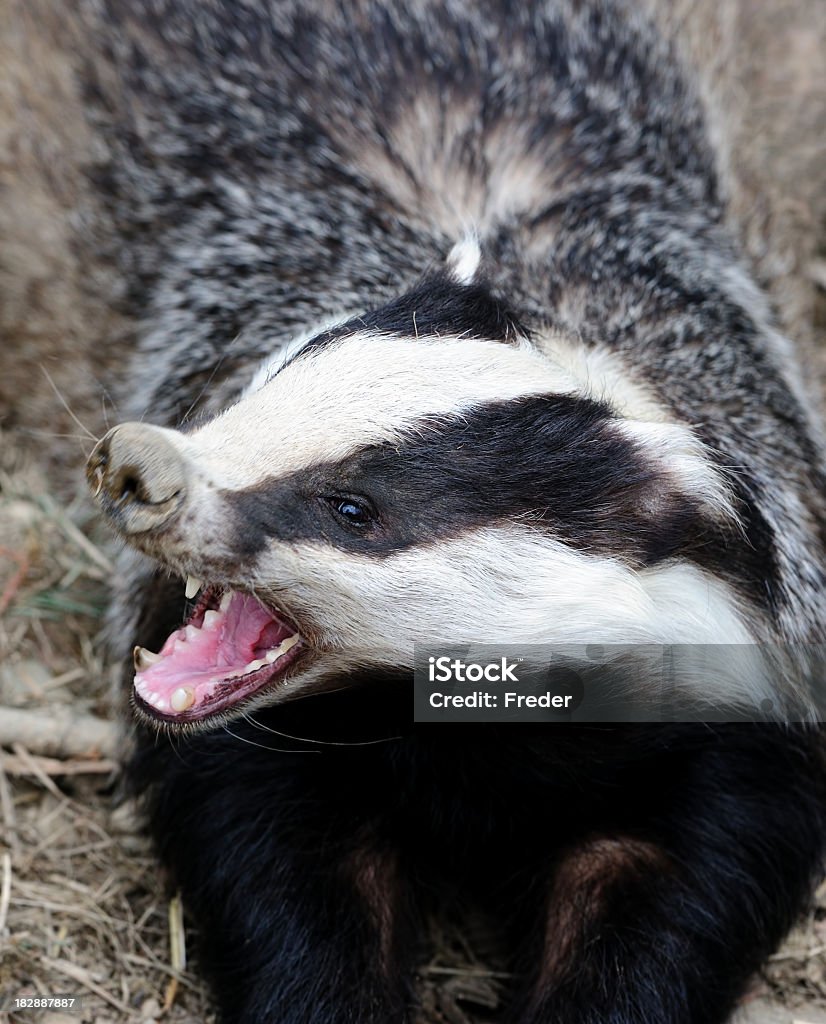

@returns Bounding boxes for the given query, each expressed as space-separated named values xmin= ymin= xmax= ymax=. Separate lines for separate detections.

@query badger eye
xmin=328 ymin=496 xmax=373 ymax=528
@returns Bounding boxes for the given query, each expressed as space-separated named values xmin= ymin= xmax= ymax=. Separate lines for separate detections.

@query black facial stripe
xmin=282 ymin=272 xmax=527 ymax=369
xmin=220 ymin=394 xmax=779 ymax=609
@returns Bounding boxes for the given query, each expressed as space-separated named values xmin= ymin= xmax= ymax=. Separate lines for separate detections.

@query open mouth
xmin=133 ymin=580 xmax=304 ymax=724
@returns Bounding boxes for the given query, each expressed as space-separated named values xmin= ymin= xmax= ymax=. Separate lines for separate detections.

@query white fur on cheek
xmin=251 ymin=525 xmax=782 ymax=710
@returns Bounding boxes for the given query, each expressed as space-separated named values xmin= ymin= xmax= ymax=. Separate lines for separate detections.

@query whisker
xmin=222 ymin=719 xmax=317 ymax=755
xmin=18 ymin=426 xmax=93 ymax=459
xmin=21 ymin=428 xmax=96 ymax=444
xmin=100 ymin=389 xmax=114 ymax=431
xmin=245 ymin=711 xmax=403 ymax=747
xmin=39 ymin=365 xmax=99 ymax=442
xmin=179 ymin=332 xmax=244 ymax=426
xmin=86 ymin=372 xmax=120 ymax=432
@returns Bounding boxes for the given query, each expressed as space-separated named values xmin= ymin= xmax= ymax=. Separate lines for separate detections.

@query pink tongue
xmin=136 ymin=591 xmax=290 ymax=698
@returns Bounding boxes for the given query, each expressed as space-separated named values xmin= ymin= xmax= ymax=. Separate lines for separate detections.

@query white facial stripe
xmin=540 ymin=331 xmax=739 ymax=524
xmin=243 ymin=311 xmax=359 ymax=396
xmin=249 ymin=524 xmax=782 ymax=708
xmin=186 ymin=333 xmax=580 ymax=486
xmin=540 ymin=334 xmax=670 ymax=422
xmin=259 ymin=525 xmax=758 ymax=649
xmin=617 ymin=420 xmax=739 ymax=524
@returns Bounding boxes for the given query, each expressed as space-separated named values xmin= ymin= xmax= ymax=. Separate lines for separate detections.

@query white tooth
xmin=133 ymin=645 xmax=161 ymax=671
xmin=170 ymin=687 xmax=195 ymax=712
xmin=246 ymin=659 xmax=264 ymax=672
xmin=266 ymin=634 xmax=301 ymax=662
xmin=203 ymin=610 xmax=221 ymax=629
xmin=185 ymin=575 xmax=203 ymax=599
xmin=219 ymin=591 xmax=232 ymax=612
xmin=184 ymin=625 xmax=200 ymax=641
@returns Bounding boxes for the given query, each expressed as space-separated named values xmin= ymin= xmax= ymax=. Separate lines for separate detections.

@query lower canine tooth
xmin=170 ymin=687 xmax=195 ymax=712
xmin=133 ymin=645 xmax=161 ymax=671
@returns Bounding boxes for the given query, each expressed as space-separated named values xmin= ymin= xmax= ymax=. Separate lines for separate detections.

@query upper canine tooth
xmin=185 ymin=575 xmax=203 ymax=599
xmin=133 ymin=645 xmax=161 ymax=671
xmin=219 ymin=591 xmax=232 ymax=612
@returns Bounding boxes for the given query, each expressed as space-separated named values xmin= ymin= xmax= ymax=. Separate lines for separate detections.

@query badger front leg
xmin=128 ymin=726 xmax=416 ymax=1024
xmin=506 ymin=727 xmax=826 ymax=1024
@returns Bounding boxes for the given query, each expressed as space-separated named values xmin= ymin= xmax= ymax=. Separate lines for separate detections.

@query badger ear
xmin=445 ymin=236 xmax=482 ymax=286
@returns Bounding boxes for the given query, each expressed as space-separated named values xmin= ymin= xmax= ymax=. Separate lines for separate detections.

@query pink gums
xmin=134 ymin=591 xmax=294 ymax=714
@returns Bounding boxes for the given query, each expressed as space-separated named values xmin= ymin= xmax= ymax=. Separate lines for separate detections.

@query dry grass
xmin=0 ymin=439 xmax=211 ymax=1023
xmin=764 ymin=883 xmax=826 ymax=1008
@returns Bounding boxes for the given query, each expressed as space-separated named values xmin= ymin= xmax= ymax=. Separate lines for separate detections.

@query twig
xmin=0 ymin=757 xmax=21 ymax=859
xmin=769 ymin=944 xmax=826 ymax=962
xmin=0 ymin=706 xmax=115 ymax=759
xmin=0 ymin=852 xmax=11 ymax=934
xmin=1 ymin=754 xmax=117 ymax=777
xmin=40 ymin=494 xmax=115 ymax=573
xmin=163 ymin=893 xmax=187 ymax=1011
xmin=10 ymin=744 xmax=65 ymax=800
xmin=422 ymin=965 xmax=512 ymax=979
xmin=168 ymin=894 xmax=186 ymax=972
xmin=41 ymin=956 xmax=134 ymax=1015
xmin=0 ymin=547 xmax=30 ymax=616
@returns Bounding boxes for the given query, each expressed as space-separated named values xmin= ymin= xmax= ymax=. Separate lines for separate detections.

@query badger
xmin=52 ymin=0 xmax=826 ymax=1020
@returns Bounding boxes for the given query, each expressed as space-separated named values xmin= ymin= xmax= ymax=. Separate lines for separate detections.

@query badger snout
xmin=87 ymin=422 xmax=188 ymax=535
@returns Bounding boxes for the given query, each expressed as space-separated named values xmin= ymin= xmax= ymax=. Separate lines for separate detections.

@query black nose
xmin=86 ymin=422 xmax=188 ymax=535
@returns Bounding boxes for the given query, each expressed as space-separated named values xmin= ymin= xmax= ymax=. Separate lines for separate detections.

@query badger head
xmin=87 ymin=242 xmax=762 ymax=729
